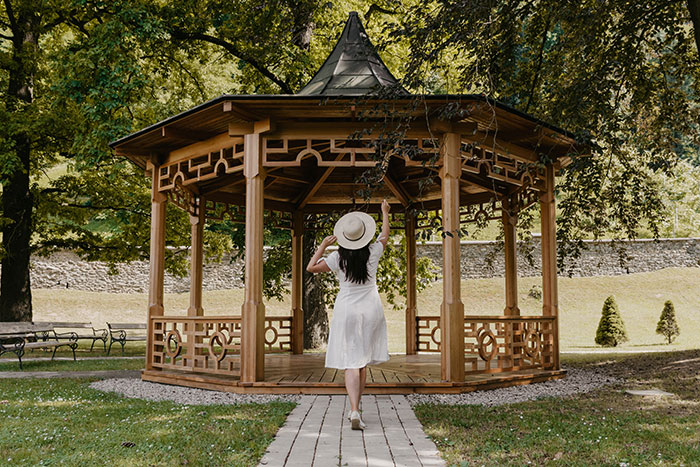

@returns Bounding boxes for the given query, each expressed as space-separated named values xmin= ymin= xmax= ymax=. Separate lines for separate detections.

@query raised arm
xmin=306 ymin=235 xmax=337 ymax=273
xmin=378 ymin=199 xmax=390 ymax=248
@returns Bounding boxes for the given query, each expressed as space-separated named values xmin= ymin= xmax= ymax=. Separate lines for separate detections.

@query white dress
xmin=322 ymin=241 xmax=390 ymax=369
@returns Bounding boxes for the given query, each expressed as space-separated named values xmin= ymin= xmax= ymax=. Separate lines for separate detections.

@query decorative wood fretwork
xmin=415 ymin=315 xmax=557 ymax=373
xmin=263 ymin=137 xmax=379 ymax=167
xmin=158 ymin=142 xmax=245 ymax=192
xmin=150 ymin=316 xmax=293 ymax=377
xmin=460 ymin=144 xmax=544 ymax=190
xmin=167 ymin=184 xmax=196 ymax=215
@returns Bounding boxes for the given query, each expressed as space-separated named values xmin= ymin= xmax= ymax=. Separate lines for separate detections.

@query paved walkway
xmin=259 ymin=395 xmax=445 ymax=467
xmin=0 ymin=370 xmax=141 ymax=379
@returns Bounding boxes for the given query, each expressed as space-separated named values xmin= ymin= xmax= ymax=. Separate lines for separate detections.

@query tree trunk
xmin=0 ymin=6 xmax=40 ymax=322
xmin=301 ymin=229 xmax=328 ymax=349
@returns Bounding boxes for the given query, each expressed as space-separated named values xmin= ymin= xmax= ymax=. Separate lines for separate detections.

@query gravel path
xmin=91 ymin=367 xmax=619 ymax=407
xmin=90 ymin=378 xmax=301 ymax=405
xmin=407 ymin=367 xmax=622 ymax=407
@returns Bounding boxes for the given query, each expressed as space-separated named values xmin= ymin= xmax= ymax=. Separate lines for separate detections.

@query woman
xmin=306 ymin=199 xmax=391 ymax=430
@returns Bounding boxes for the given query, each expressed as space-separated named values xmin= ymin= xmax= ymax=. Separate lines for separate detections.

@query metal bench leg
xmin=18 ymin=354 xmax=23 ymax=370
xmin=70 ymin=343 xmax=77 ymax=361
xmin=90 ymin=339 xmax=95 ymax=352
xmin=51 ymin=346 xmax=58 ymax=361
xmin=107 ymin=339 xmax=113 ymax=355
xmin=102 ymin=337 xmax=107 ymax=352
xmin=120 ymin=340 xmax=126 ymax=356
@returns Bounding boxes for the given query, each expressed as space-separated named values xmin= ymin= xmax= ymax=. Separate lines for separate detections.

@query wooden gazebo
xmin=110 ymin=12 xmax=584 ymax=394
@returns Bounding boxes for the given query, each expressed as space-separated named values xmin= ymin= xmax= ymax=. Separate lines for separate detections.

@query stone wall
xmin=27 ymin=238 xmax=700 ymax=293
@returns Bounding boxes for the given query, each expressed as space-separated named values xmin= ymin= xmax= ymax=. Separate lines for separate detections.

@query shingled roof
xmin=298 ymin=11 xmax=407 ymax=96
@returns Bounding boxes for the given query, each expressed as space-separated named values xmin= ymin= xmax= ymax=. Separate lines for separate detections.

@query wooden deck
xmin=141 ymin=353 xmax=566 ymax=394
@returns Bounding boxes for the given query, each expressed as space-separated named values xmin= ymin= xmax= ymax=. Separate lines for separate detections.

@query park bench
xmin=107 ymin=322 xmax=147 ymax=355
xmin=34 ymin=321 xmax=108 ymax=352
xmin=0 ymin=323 xmax=78 ymax=369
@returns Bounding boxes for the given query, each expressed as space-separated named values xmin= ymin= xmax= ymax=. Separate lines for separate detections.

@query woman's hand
xmin=381 ymin=199 xmax=390 ymax=214
xmin=321 ymin=235 xmax=337 ymax=248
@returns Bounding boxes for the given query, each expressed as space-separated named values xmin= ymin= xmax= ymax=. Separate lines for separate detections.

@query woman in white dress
xmin=306 ymin=200 xmax=390 ymax=430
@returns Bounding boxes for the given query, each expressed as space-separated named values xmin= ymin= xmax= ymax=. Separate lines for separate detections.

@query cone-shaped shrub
xmin=595 ymin=296 xmax=629 ymax=347
xmin=656 ymin=300 xmax=680 ymax=344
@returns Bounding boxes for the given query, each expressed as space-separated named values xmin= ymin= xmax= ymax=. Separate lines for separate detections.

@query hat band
xmin=343 ymin=222 xmax=366 ymax=241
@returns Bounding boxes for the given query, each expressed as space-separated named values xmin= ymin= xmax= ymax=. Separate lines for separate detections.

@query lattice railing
xmin=150 ymin=316 xmax=293 ymax=376
xmin=415 ymin=315 xmax=556 ymax=373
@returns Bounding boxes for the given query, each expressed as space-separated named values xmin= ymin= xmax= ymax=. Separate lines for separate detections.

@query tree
xmin=656 ymin=300 xmax=680 ymax=344
xmin=0 ymin=0 xmax=330 ymax=321
xmin=387 ymin=0 xmax=700 ymax=270
xmin=595 ymin=296 xmax=629 ymax=347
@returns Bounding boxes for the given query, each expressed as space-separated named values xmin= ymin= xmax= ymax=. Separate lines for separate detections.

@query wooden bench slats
xmin=0 ymin=322 xmax=78 ymax=369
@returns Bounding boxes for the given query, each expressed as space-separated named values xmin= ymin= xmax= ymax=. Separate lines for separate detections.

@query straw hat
xmin=333 ymin=211 xmax=376 ymax=250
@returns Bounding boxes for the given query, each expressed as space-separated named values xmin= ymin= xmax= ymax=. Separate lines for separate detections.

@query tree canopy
xmin=1 ymin=0 xmax=699 ymax=321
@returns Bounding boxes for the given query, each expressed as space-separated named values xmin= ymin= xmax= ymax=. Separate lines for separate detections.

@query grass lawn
xmin=415 ymin=350 xmax=700 ymax=466
xmin=0 ymin=378 xmax=294 ymax=466
xmin=0 ymin=356 xmax=145 ymax=372
xmin=31 ymin=267 xmax=700 ymax=353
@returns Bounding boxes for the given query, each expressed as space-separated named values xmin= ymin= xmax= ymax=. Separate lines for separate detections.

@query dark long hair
xmin=338 ymin=244 xmax=370 ymax=284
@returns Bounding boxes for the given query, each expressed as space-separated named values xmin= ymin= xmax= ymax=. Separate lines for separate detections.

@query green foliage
xmin=595 ymin=296 xmax=629 ymax=347
xmin=387 ymin=0 xmax=700 ymax=260
xmin=656 ymin=300 xmax=680 ymax=344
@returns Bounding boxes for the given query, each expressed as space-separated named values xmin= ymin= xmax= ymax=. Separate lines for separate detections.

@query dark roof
xmin=297 ymin=11 xmax=407 ymax=96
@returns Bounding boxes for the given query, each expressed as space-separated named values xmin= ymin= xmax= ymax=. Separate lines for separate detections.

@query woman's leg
xmin=345 ymin=368 xmax=361 ymax=412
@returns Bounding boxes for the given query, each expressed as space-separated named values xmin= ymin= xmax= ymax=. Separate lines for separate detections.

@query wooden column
xmin=502 ymin=197 xmax=519 ymax=316
xmin=439 ymin=132 xmax=465 ymax=382
xmin=188 ymin=195 xmax=205 ymax=316
xmin=146 ymin=163 xmax=167 ymax=371
xmin=241 ymin=133 xmax=266 ymax=383
xmin=291 ymin=211 xmax=304 ymax=354
xmin=405 ymin=214 xmax=418 ymax=355
xmin=540 ymin=165 xmax=560 ymax=370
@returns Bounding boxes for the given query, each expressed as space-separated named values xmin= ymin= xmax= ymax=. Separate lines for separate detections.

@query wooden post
xmin=540 ymin=165 xmax=560 ymax=370
xmin=147 ymin=163 xmax=167 ymax=371
xmin=241 ymin=133 xmax=266 ymax=383
xmin=405 ymin=214 xmax=418 ymax=355
xmin=188 ymin=195 xmax=205 ymax=316
xmin=439 ymin=132 xmax=465 ymax=382
xmin=291 ymin=211 xmax=304 ymax=354
xmin=502 ymin=197 xmax=519 ymax=316
xmin=502 ymin=196 xmax=520 ymax=368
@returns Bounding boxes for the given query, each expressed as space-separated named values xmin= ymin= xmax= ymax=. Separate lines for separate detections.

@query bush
xmin=656 ymin=300 xmax=680 ymax=344
xmin=595 ymin=296 xmax=629 ymax=347
xmin=528 ymin=285 xmax=542 ymax=300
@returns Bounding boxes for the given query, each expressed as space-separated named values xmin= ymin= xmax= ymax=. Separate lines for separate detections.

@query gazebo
xmin=110 ymin=12 xmax=585 ymax=394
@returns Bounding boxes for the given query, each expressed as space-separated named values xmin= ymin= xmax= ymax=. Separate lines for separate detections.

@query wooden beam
xmin=291 ymin=211 xmax=304 ymax=355
xmin=241 ymin=133 xmax=266 ymax=383
xmin=167 ymin=133 xmax=242 ymax=165
xmin=502 ymin=197 xmax=519 ymax=316
xmin=540 ymin=165 xmax=559 ymax=370
xmin=463 ymin=131 xmax=539 ymax=163
xmin=429 ymin=120 xmax=477 ymax=136
xmin=147 ymin=167 xmax=167 ymax=371
xmin=460 ymin=170 xmax=510 ymax=196
xmin=383 ymin=173 xmax=411 ymax=207
xmin=188 ymin=195 xmax=205 ymax=317
xmin=161 ymin=126 xmax=206 ymax=142
xmin=222 ymin=101 xmax=261 ymax=121
xmin=294 ymin=154 xmax=345 ymax=209
xmin=405 ymin=215 xmax=418 ymax=355
xmin=439 ymin=132 xmax=465 ymax=383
